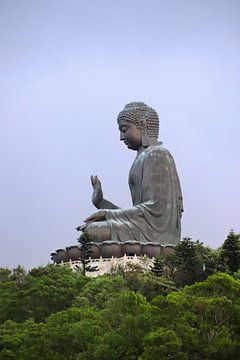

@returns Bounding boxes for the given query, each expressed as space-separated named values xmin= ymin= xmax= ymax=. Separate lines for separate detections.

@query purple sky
xmin=0 ymin=0 xmax=239 ymax=269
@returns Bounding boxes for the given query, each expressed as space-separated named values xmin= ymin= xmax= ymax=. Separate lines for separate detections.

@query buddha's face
xmin=118 ymin=119 xmax=142 ymax=150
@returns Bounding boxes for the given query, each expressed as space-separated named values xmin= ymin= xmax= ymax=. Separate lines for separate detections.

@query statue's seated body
xmin=77 ymin=102 xmax=183 ymax=245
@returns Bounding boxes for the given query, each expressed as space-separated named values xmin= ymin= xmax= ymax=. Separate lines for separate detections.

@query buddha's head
xmin=117 ymin=102 xmax=159 ymax=150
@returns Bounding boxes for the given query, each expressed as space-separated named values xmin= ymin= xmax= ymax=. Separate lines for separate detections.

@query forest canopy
xmin=0 ymin=232 xmax=240 ymax=360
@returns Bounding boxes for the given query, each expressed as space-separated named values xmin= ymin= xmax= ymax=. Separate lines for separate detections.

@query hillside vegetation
xmin=0 ymin=232 xmax=240 ymax=359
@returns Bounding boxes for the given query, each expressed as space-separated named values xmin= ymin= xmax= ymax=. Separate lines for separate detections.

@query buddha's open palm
xmin=91 ymin=175 xmax=103 ymax=208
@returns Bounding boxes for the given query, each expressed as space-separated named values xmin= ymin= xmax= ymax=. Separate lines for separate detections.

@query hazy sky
xmin=0 ymin=0 xmax=239 ymax=269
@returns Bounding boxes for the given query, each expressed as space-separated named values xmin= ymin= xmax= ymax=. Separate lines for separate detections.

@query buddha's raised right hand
xmin=91 ymin=175 xmax=103 ymax=209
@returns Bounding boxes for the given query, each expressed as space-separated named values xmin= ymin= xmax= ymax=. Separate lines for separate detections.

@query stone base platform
xmin=51 ymin=240 xmax=175 ymax=264
xmin=59 ymin=254 xmax=154 ymax=277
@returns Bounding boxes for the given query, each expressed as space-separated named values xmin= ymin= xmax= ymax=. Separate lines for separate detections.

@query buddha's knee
xmin=84 ymin=221 xmax=111 ymax=242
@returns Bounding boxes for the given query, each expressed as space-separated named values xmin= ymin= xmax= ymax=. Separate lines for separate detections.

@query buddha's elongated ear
xmin=139 ymin=118 xmax=150 ymax=146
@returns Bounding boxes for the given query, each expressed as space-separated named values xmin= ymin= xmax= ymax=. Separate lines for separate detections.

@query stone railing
xmin=59 ymin=254 xmax=154 ymax=277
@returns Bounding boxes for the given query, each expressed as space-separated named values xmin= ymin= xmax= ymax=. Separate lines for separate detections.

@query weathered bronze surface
xmin=77 ymin=102 xmax=183 ymax=245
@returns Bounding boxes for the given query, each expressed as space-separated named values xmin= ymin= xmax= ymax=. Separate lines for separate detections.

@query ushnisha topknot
xmin=117 ymin=102 xmax=159 ymax=138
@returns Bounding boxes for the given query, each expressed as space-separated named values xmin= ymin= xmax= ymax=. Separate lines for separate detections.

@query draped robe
xmin=99 ymin=144 xmax=183 ymax=245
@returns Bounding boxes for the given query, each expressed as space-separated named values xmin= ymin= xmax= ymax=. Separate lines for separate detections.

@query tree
xmin=151 ymin=273 xmax=240 ymax=359
xmin=0 ymin=268 xmax=12 ymax=283
xmin=11 ymin=265 xmax=27 ymax=286
xmin=79 ymin=274 xmax=127 ymax=309
xmin=151 ymin=256 xmax=164 ymax=277
xmin=96 ymin=291 xmax=153 ymax=359
xmin=194 ymin=240 xmax=217 ymax=279
xmin=141 ymin=328 xmax=187 ymax=360
xmin=221 ymin=230 xmax=240 ymax=274
xmin=30 ymin=306 xmax=101 ymax=360
xmin=0 ymin=282 xmax=17 ymax=324
xmin=5 ymin=264 xmax=89 ymax=323
xmin=171 ymin=237 xmax=202 ymax=286
xmin=0 ymin=266 xmax=240 ymax=360
xmin=0 ymin=308 xmax=101 ymax=360
xmin=77 ymin=231 xmax=93 ymax=275
xmin=110 ymin=262 xmax=176 ymax=300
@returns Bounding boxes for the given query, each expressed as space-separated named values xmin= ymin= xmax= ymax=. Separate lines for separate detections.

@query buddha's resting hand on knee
xmin=91 ymin=175 xmax=103 ymax=208
xmin=76 ymin=210 xmax=108 ymax=232
xmin=84 ymin=210 xmax=107 ymax=223
xmin=76 ymin=223 xmax=88 ymax=231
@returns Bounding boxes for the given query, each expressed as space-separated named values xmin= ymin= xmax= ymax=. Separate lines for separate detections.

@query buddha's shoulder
xmin=144 ymin=144 xmax=173 ymax=159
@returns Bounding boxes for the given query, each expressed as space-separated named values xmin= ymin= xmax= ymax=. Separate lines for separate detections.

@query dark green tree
xmin=0 ymin=282 xmax=17 ymax=324
xmin=77 ymin=231 xmax=93 ymax=275
xmin=151 ymin=256 xmax=164 ymax=277
xmin=11 ymin=265 xmax=27 ymax=286
xmin=110 ymin=262 xmax=176 ymax=300
xmin=194 ymin=240 xmax=218 ymax=279
xmin=79 ymin=274 xmax=127 ymax=309
xmin=97 ymin=291 xmax=153 ymax=359
xmin=0 ymin=268 xmax=12 ymax=283
xmin=221 ymin=230 xmax=240 ymax=274
xmin=141 ymin=327 xmax=187 ymax=360
xmin=172 ymin=237 xmax=202 ymax=286
xmin=4 ymin=264 xmax=88 ymax=323
xmin=151 ymin=273 xmax=240 ymax=360
xmin=0 ymin=268 xmax=240 ymax=360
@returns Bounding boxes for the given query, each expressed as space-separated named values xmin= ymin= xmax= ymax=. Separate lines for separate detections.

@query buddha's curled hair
xmin=117 ymin=102 xmax=159 ymax=139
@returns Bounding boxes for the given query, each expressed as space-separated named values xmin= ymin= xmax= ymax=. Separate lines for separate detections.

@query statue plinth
xmin=50 ymin=241 xmax=175 ymax=264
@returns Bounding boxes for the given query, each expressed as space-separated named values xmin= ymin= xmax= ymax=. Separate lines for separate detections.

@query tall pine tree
xmin=174 ymin=237 xmax=201 ymax=286
xmin=221 ymin=230 xmax=240 ymax=274
xmin=151 ymin=256 xmax=164 ymax=277
xmin=77 ymin=232 xmax=93 ymax=275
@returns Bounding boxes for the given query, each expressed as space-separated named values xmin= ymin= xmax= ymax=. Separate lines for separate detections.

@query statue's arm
xmin=99 ymin=198 xmax=120 ymax=209
xmin=91 ymin=175 xmax=120 ymax=209
xmin=84 ymin=149 xmax=182 ymax=229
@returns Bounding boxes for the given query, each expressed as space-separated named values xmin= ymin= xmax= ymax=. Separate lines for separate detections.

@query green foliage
xmin=2 ymin=270 xmax=240 ymax=359
xmin=0 ymin=268 xmax=12 ymax=283
xmin=183 ymin=272 xmax=240 ymax=299
xmin=0 ymin=282 xmax=18 ymax=324
xmin=0 ymin=266 xmax=26 ymax=286
xmin=163 ymin=238 xmax=219 ymax=286
xmin=1 ymin=238 xmax=240 ymax=360
xmin=1 ymin=264 xmax=89 ymax=323
xmin=140 ymin=328 xmax=187 ymax=360
xmin=0 ymin=308 xmax=100 ymax=360
xmin=77 ymin=232 xmax=93 ymax=275
xmin=175 ymin=237 xmax=202 ymax=285
xmin=34 ymin=307 xmax=101 ymax=360
xmin=78 ymin=274 xmax=127 ymax=309
xmin=151 ymin=256 xmax=164 ymax=277
xmin=11 ymin=265 xmax=27 ymax=286
xmin=133 ymin=273 xmax=177 ymax=301
xmin=151 ymin=273 xmax=240 ymax=359
xmin=110 ymin=262 xmax=176 ymax=300
xmin=220 ymin=230 xmax=240 ymax=274
xmin=97 ymin=291 xmax=152 ymax=359
xmin=194 ymin=240 xmax=218 ymax=278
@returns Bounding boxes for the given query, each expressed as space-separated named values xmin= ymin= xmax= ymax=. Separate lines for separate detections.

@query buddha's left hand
xmin=84 ymin=210 xmax=107 ymax=223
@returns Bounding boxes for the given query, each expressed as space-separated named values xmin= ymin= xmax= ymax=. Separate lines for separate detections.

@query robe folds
xmin=101 ymin=144 xmax=183 ymax=245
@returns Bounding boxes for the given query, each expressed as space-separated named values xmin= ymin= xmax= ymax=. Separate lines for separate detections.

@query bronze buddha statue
xmin=76 ymin=102 xmax=183 ymax=245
